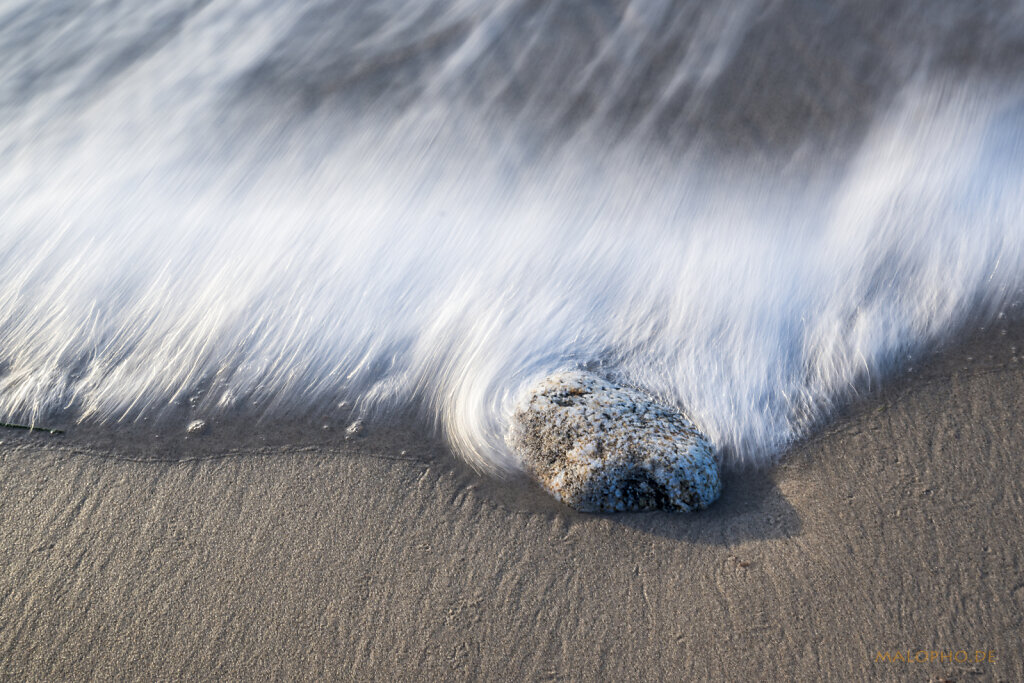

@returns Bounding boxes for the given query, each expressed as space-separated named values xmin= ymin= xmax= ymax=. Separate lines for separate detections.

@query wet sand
xmin=1 ymin=324 xmax=1022 ymax=681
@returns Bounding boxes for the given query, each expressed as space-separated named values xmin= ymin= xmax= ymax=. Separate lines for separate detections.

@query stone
xmin=506 ymin=371 xmax=721 ymax=513
xmin=186 ymin=419 xmax=207 ymax=435
xmin=345 ymin=419 xmax=365 ymax=439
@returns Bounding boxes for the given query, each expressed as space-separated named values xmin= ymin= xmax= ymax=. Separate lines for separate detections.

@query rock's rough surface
xmin=507 ymin=371 xmax=721 ymax=513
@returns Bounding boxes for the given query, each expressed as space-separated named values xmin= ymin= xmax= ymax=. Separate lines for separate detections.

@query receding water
xmin=2 ymin=1 xmax=1023 ymax=470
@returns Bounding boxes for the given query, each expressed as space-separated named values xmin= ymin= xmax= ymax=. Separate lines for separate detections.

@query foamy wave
xmin=2 ymin=2 xmax=1022 ymax=470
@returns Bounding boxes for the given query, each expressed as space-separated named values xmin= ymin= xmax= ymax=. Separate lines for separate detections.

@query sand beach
xmin=2 ymin=322 xmax=1021 ymax=680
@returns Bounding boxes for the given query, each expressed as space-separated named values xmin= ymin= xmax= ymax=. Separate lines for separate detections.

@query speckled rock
xmin=506 ymin=371 xmax=721 ymax=513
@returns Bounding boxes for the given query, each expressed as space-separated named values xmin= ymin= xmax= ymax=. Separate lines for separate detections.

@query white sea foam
xmin=2 ymin=2 xmax=1022 ymax=470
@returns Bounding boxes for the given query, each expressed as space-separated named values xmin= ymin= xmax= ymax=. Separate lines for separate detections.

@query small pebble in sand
xmin=186 ymin=419 xmax=207 ymax=435
xmin=345 ymin=420 xmax=365 ymax=439
xmin=507 ymin=370 xmax=720 ymax=513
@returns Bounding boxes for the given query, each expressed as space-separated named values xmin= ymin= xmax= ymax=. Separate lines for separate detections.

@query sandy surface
xmin=1 ymin=325 xmax=1023 ymax=681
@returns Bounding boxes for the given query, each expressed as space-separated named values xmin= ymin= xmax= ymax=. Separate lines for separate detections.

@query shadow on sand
xmin=455 ymin=452 xmax=802 ymax=547
xmin=605 ymin=467 xmax=801 ymax=545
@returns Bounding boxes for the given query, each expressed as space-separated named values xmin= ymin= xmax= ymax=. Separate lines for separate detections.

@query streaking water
xmin=2 ymin=1 xmax=1023 ymax=470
